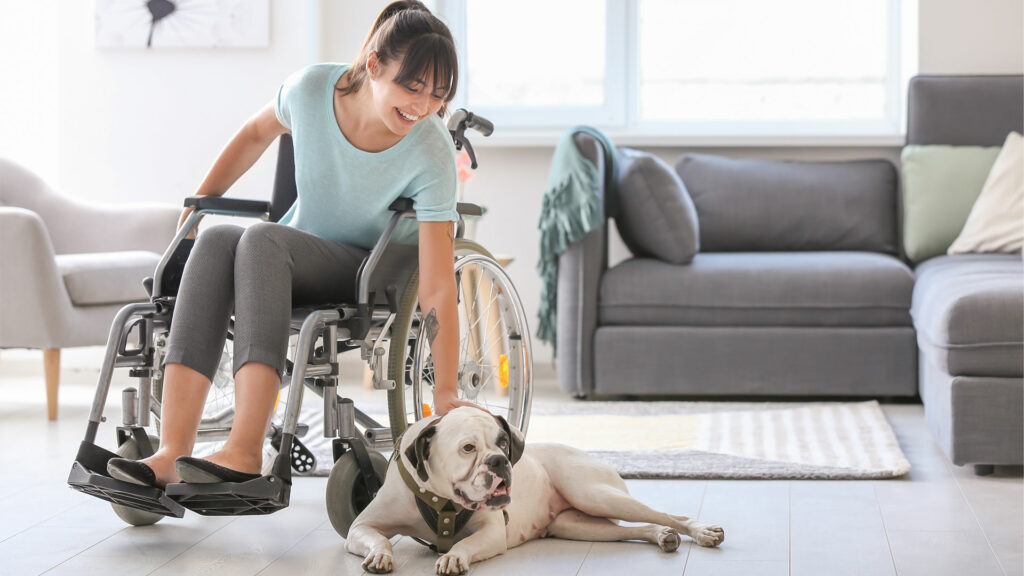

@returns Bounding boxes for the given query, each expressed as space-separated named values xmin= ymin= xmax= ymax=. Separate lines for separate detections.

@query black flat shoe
xmin=107 ymin=458 xmax=159 ymax=487
xmin=174 ymin=456 xmax=262 ymax=484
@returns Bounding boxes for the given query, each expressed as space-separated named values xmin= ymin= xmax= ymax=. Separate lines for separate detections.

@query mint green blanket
xmin=536 ymin=126 xmax=618 ymax=357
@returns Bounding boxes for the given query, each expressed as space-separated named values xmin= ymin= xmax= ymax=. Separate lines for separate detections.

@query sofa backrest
xmin=907 ymin=75 xmax=1023 ymax=146
xmin=675 ymin=154 xmax=899 ymax=254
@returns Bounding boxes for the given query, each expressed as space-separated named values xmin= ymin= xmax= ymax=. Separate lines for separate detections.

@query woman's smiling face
xmin=367 ymin=52 xmax=447 ymax=136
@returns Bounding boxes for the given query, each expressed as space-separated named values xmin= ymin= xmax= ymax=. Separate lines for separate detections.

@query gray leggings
xmin=164 ymin=222 xmax=369 ymax=380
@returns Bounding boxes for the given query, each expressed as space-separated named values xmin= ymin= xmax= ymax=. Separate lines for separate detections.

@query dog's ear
xmin=404 ymin=420 xmax=439 ymax=482
xmin=493 ymin=415 xmax=525 ymax=466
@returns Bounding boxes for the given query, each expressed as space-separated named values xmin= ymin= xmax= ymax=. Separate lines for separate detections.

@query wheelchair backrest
xmin=270 ymin=134 xmax=298 ymax=223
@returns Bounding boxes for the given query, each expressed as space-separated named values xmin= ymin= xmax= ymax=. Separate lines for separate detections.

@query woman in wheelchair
xmin=106 ymin=0 xmax=483 ymax=489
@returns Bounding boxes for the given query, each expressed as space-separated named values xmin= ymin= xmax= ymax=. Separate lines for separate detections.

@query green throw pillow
xmin=901 ymin=145 xmax=1002 ymax=263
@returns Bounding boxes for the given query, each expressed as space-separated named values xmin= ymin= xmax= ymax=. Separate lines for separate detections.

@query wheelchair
xmin=67 ymin=111 xmax=533 ymax=538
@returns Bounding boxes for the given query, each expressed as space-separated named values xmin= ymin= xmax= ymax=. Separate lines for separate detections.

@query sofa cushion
xmin=614 ymin=149 xmax=699 ymax=264
xmin=600 ymin=252 xmax=914 ymax=327
xmin=948 ymin=132 xmax=1024 ymax=255
xmin=900 ymin=144 xmax=1002 ymax=263
xmin=675 ymin=154 xmax=898 ymax=253
xmin=912 ymin=254 xmax=1024 ymax=377
xmin=56 ymin=251 xmax=159 ymax=306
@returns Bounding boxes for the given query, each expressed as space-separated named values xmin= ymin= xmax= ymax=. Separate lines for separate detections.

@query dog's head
xmin=401 ymin=406 xmax=525 ymax=511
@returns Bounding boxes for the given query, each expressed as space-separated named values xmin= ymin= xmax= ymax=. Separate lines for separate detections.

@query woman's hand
xmin=434 ymin=394 xmax=490 ymax=416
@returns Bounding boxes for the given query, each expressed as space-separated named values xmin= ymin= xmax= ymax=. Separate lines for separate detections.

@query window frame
xmin=440 ymin=0 xmax=914 ymax=143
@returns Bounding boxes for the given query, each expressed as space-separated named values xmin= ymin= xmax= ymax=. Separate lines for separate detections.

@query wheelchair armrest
xmin=184 ymin=196 xmax=271 ymax=218
xmin=386 ymin=198 xmax=483 ymax=218
xmin=457 ymin=202 xmax=483 ymax=217
xmin=388 ymin=198 xmax=414 ymax=213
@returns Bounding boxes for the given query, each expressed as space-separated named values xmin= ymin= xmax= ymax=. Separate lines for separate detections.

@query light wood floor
xmin=0 ymin=348 xmax=1021 ymax=576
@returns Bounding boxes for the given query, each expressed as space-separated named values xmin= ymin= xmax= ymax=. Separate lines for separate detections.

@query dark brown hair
xmin=337 ymin=0 xmax=458 ymax=117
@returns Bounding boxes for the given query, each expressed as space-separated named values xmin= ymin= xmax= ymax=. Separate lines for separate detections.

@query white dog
xmin=345 ymin=407 xmax=725 ymax=575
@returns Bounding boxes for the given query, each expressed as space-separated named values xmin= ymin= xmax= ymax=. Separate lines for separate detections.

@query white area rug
xmin=302 ymin=400 xmax=911 ymax=480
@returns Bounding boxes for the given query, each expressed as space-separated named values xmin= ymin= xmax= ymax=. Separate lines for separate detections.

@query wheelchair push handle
xmin=447 ymin=108 xmax=493 ymax=170
xmin=448 ymin=108 xmax=493 ymax=137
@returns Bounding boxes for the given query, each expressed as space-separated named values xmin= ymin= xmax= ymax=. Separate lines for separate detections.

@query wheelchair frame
xmin=68 ymin=195 xmax=519 ymax=518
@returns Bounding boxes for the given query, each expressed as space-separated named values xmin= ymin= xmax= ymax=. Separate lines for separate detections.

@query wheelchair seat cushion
xmin=614 ymin=148 xmax=699 ymax=264
xmin=55 ymin=251 xmax=160 ymax=306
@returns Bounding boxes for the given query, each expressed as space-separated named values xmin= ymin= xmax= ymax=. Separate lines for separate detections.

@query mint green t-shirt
xmin=274 ymin=63 xmax=458 ymax=249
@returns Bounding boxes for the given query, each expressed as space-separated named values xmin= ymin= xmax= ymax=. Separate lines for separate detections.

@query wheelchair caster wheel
xmin=325 ymin=450 xmax=389 ymax=539
xmin=111 ymin=436 xmax=164 ymax=527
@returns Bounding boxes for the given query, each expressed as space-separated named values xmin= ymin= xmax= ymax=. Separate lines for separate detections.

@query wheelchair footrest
xmin=68 ymin=460 xmax=186 ymax=518
xmin=165 ymin=475 xmax=290 ymax=516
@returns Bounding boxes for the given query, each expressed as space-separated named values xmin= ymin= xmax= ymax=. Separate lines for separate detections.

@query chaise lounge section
xmin=904 ymin=75 xmax=1023 ymax=472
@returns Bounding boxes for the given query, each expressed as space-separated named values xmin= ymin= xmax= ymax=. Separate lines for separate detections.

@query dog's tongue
xmin=491 ymin=479 xmax=509 ymax=496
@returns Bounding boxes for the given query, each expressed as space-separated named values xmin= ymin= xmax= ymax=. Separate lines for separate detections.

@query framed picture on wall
xmin=95 ymin=0 xmax=270 ymax=49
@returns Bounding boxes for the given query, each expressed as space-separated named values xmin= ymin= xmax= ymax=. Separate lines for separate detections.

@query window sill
xmin=471 ymin=131 xmax=907 ymax=148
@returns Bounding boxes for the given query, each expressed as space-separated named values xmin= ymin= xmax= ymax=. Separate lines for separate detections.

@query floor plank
xmin=887 ymin=530 xmax=1006 ymax=576
xmin=687 ymin=481 xmax=789 ymax=564
xmin=789 ymin=482 xmax=896 ymax=576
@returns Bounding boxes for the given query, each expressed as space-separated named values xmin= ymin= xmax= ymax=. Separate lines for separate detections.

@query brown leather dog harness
xmin=393 ymin=436 xmax=508 ymax=553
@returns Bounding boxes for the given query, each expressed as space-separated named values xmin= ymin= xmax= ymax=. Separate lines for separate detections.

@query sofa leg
xmin=973 ymin=464 xmax=995 ymax=476
xmin=44 ymin=349 xmax=60 ymax=421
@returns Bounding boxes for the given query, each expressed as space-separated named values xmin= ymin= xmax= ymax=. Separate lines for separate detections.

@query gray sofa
xmin=558 ymin=149 xmax=917 ymax=399
xmin=556 ymin=75 xmax=1023 ymax=471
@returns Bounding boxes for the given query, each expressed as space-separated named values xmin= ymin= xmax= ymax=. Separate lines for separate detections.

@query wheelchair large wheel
xmin=153 ymin=340 xmax=236 ymax=435
xmin=110 ymin=435 xmax=163 ymax=526
xmin=386 ymin=239 xmax=533 ymax=437
xmin=325 ymin=450 xmax=389 ymax=538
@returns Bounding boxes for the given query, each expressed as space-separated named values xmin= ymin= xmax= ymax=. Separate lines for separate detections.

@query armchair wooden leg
xmin=44 ymin=349 xmax=60 ymax=420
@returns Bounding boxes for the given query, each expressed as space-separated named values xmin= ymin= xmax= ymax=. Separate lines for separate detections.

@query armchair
xmin=0 ymin=157 xmax=179 ymax=419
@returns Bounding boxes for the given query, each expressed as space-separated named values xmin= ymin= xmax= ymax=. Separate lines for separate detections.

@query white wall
xmin=919 ymin=0 xmax=1024 ymax=74
xmin=54 ymin=0 xmax=319 ymax=205
xmin=3 ymin=0 xmax=1020 ymax=370
xmin=0 ymin=0 xmax=59 ymax=180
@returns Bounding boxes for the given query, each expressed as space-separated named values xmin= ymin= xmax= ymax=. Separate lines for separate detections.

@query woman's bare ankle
xmin=203 ymin=448 xmax=262 ymax=475
xmin=139 ymin=452 xmax=182 ymax=485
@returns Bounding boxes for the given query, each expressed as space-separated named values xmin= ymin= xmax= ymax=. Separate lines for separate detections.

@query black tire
xmin=110 ymin=436 xmax=163 ymax=526
xmin=386 ymin=239 xmax=533 ymax=437
xmin=325 ymin=450 xmax=389 ymax=539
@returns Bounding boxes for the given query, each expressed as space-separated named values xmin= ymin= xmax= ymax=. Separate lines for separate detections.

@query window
xmin=449 ymin=0 xmax=624 ymax=126
xmin=441 ymin=0 xmax=914 ymax=140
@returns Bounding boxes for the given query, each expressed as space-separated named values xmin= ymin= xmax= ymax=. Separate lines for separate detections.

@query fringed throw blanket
xmin=535 ymin=126 xmax=618 ymax=356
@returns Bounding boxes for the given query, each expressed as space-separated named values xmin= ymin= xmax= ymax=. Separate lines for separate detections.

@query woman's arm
xmin=179 ymin=100 xmax=289 ymax=235
xmin=417 ymin=220 xmax=485 ymax=415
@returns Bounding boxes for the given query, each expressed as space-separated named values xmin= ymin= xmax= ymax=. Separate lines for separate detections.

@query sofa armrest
xmin=0 ymin=207 xmax=74 ymax=348
xmin=49 ymin=200 xmax=180 ymax=256
xmin=555 ymin=133 xmax=610 ymax=398
xmin=557 ymin=227 xmax=607 ymax=397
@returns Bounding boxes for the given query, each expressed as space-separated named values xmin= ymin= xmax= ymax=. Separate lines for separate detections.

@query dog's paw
xmin=363 ymin=550 xmax=394 ymax=573
xmin=435 ymin=551 xmax=469 ymax=575
xmin=656 ymin=526 xmax=681 ymax=552
xmin=692 ymin=524 xmax=725 ymax=547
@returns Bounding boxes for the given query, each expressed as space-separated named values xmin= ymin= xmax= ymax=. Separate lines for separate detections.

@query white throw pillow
xmin=948 ymin=131 xmax=1024 ymax=255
